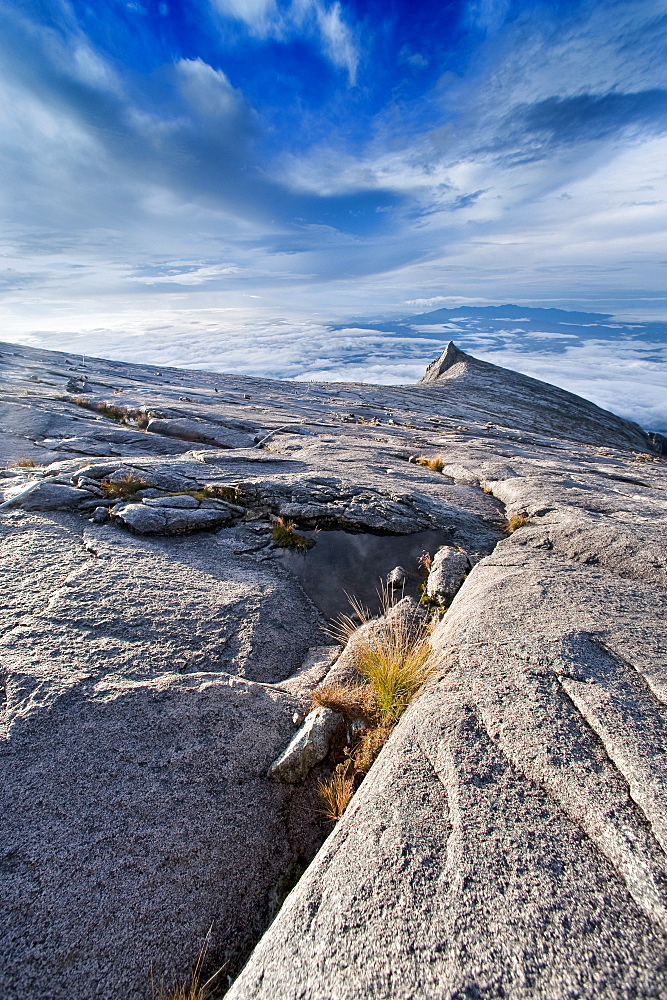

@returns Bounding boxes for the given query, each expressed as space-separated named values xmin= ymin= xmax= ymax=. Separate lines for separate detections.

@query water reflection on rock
xmin=277 ymin=528 xmax=452 ymax=622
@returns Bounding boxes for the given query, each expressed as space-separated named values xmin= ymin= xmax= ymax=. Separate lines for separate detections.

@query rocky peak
xmin=419 ymin=341 xmax=470 ymax=382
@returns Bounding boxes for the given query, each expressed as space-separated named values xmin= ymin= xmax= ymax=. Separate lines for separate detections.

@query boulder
xmin=0 ymin=480 xmax=100 ymax=512
xmin=146 ymin=417 xmax=255 ymax=449
xmin=142 ymin=494 xmax=200 ymax=508
xmin=110 ymin=501 xmax=235 ymax=534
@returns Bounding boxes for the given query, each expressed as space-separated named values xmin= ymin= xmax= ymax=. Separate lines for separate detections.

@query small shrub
xmin=317 ymin=762 xmax=355 ymax=822
xmin=417 ymin=582 xmax=447 ymax=614
xmin=504 ymin=512 xmax=531 ymax=533
xmin=270 ymin=516 xmax=312 ymax=550
xmin=414 ymin=455 xmax=445 ymax=473
xmin=166 ymin=487 xmax=241 ymax=503
xmin=13 ymin=458 xmax=37 ymax=468
xmin=205 ymin=485 xmax=241 ymax=504
xmin=100 ymin=472 xmax=148 ymax=500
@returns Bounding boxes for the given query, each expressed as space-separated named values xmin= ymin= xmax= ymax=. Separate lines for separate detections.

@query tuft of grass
xmin=317 ymin=762 xmax=355 ymax=822
xmin=414 ymin=455 xmax=445 ymax=473
xmin=504 ymin=512 xmax=531 ymax=533
xmin=13 ymin=457 xmax=37 ymax=468
xmin=329 ymin=593 xmax=435 ymax=726
xmin=315 ymin=592 xmax=437 ymax=822
xmin=270 ymin=515 xmax=312 ymax=550
xmin=100 ymin=472 xmax=148 ymax=500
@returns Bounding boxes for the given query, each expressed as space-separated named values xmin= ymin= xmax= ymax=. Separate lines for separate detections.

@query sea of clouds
xmin=10 ymin=303 xmax=667 ymax=435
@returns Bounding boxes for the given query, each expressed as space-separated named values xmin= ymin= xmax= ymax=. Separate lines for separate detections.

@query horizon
xmin=1 ymin=0 xmax=665 ymax=429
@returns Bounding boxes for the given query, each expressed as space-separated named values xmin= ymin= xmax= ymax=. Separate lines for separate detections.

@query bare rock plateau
xmin=1 ymin=339 xmax=666 ymax=999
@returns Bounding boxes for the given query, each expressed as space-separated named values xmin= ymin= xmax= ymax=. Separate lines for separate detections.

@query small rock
xmin=387 ymin=566 xmax=407 ymax=586
xmin=133 ymin=489 xmax=165 ymax=499
xmin=268 ymin=707 xmax=343 ymax=783
xmin=91 ymin=507 xmax=109 ymax=524
xmin=426 ymin=546 xmax=470 ymax=601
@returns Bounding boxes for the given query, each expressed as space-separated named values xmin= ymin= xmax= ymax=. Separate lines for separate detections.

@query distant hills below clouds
xmin=326 ymin=305 xmax=667 ymax=435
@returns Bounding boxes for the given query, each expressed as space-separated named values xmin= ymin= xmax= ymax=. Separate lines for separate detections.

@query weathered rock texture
xmin=425 ymin=544 xmax=470 ymax=600
xmin=1 ymin=339 xmax=666 ymax=999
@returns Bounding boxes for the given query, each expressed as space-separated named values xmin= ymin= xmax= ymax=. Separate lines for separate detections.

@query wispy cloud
xmin=211 ymin=0 xmax=359 ymax=82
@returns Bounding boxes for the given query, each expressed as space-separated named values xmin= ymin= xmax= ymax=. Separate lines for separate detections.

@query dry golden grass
xmin=99 ymin=472 xmax=148 ymax=499
xmin=270 ymin=515 xmax=311 ymax=550
xmin=317 ymin=762 xmax=355 ymax=822
xmin=352 ymin=723 xmax=392 ymax=774
xmin=13 ymin=457 xmax=37 ymax=467
xmin=414 ymin=455 xmax=445 ymax=473
xmin=504 ymin=512 xmax=531 ymax=533
xmin=417 ymin=550 xmax=432 ymax=574
xmin=312 ymin=682 xmax=377 ymax=721
xmin=316 ymin=592 xmax=437 ymax=821
xmin=329 ymin=593 xmax=436 ymax=725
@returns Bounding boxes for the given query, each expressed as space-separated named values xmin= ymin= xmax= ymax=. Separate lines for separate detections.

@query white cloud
xmin=212 ymin=0 xmax=277 ymax=36
xmin=211 ymin=0 xmax=358 ymax=82
xmin=311 ymin=1 xmax=358 ymax=83
xmin=175 ymin=58 xmax=245 ymax=119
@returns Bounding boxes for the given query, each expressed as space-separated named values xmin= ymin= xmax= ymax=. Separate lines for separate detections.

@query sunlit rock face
xmin=1 ymin=339 xmax=666 ymax=1000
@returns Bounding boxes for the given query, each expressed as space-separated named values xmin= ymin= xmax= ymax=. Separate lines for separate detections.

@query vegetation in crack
xmin=167 ymin=486 xmax=243 ymax=504
xmin=412 ymin=454 xmax=445 ymax=473
xmin=270 ymin=515 xmax=314 ymax=550
xmin=99 ymin=472 xmax=149 ymax=499
xmin=62 ymin=395 xmax=153 ymax=428
xmin=504 ymin=512 xmax=532 ymax=533
xmin=314 ymin=593 xmax=438 ymax=821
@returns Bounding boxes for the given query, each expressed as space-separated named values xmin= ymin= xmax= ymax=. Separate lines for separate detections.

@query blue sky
xmin=1 ymin=0 xmax=666 ymax=427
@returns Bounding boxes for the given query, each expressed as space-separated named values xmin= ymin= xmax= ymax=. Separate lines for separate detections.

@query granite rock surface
xmin=1 ymin=339 xmax=666 ymax=999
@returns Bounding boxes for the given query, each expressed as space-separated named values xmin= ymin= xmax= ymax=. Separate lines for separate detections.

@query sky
xmin=1 ymin=0 xmax=666 ymax=430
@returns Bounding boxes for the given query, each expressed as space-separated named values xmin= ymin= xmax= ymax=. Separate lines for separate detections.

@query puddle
xmin=277 ymin=528 xmax=452 ymax=623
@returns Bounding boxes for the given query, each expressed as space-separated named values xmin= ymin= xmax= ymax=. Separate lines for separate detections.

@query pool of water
xmin=277 ymin=528 xmax=453 ymax=623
